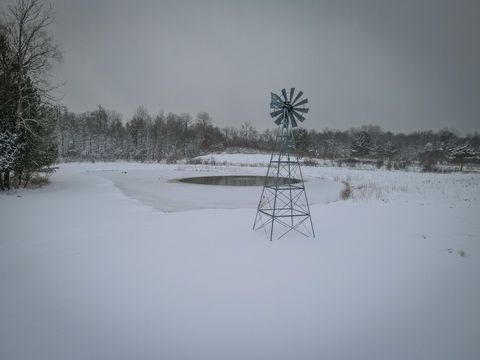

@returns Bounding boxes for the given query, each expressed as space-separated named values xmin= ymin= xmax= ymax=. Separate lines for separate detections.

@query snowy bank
xmin=0 ymin=160 xmax=479 ymax=360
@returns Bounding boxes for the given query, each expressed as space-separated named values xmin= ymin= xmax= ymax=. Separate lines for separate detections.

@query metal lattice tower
xmin=253 ymin=88 xmax=315 ymax=241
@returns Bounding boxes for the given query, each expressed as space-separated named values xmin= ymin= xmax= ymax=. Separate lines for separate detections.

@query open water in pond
xmin=177 ymin=175 xmax=300 ymax=186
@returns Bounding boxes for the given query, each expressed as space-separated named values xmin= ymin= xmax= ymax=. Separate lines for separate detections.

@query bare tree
xmin=179 ymin=113 xmax=192 ymax=157
xmin=195 ymin=112 xmax=212 ymax=131
xmin=0 ymin=22 xmax=15 ymax=127
xmin=240 ymin=121 xmax=257 ymax=147
xmin=3 ymin=0 xmax=62 ymax=131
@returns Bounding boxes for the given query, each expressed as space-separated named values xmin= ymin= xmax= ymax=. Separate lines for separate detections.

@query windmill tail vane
xmin=253 ymin=88 xmax=315 ymax=241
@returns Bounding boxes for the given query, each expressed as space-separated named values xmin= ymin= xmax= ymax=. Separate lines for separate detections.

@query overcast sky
xmin=44 ymin=0 xmax=480 ymax=133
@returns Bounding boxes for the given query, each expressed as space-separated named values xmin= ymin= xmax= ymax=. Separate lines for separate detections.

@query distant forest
xmin=56 ymin=105 xmax=480 ymax=168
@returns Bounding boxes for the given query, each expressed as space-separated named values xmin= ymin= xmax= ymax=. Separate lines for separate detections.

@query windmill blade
xmin=292 ymin=110 xmax=305 ymax=122
xmin=274 ymin=114 xmax=284 ymax=125
xmin=288 ymin=111 xmax=298 ymax=128
xmin=291 ymin=91 xmax=303 ymax=105
xmin=281 ymin=88 xmax=288 ymax=102
xmin=289 ymin=88 xmax=295 ymax=102
xmin=293 ymin=107 xmax=309 ymax=113
xmin=293 ymin=98 xmax=308 ymax=107
xmin=270 ymin=109 xmax=283 ymax=118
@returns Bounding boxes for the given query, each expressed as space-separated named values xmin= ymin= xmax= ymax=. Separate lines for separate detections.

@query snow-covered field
xmin=1 ymin=155 xmax=479 ymax=360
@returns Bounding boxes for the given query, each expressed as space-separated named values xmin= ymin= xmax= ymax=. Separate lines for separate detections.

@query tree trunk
xmin=460 ymin=162 xmax=464 ymax=172
xmin=23 ymin=172 xmax=32 ymax=188
xmin=0 ymin=172 xmax=3 ymax=191
xmin=4 ymin=170 xmax=10 ymax=190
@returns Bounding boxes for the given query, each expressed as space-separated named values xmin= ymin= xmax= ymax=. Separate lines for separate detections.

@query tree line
xmin=55 ymin=106 xmax=277 ymax=163
xmin=56 ymin=106 xmax=480 ymax=169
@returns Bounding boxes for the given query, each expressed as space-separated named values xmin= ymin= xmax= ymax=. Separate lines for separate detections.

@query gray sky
xmin=47 ymin=0 xmax=480 ymax=133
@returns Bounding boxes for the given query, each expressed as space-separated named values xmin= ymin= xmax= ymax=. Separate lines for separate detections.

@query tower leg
xmin=253 ymin=122 xmax=314 ymax=241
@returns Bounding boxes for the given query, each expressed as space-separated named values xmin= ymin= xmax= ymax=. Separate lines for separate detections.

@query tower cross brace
xmin=253 ymin=107 xmax=315 ymax=241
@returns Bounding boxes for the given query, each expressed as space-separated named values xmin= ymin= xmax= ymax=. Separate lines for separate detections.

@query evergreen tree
xmin=0 ymin=131 xmax=20 ymax=189
xmin=446 ymin=142 xmax=477 ymax=171
xmin=350 ymin=131 xmax=371 ymax=157
xmin=382 ymin=141 xmax=397 ymax=159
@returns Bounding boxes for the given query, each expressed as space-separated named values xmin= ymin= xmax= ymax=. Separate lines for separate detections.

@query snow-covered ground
xmin=1 ymin=155 xmax=479 ymax=360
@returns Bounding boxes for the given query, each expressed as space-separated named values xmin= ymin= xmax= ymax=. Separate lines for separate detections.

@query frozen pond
xmin=90 ymin=166 xmax=342 ymax=212
xmin=176 ymin=175 xmax=300 ymax=186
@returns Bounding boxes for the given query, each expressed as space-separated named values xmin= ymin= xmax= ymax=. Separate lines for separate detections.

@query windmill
xmin=270 ymin=88 xmax=309 ymax=128
xmin=253 ymin=88 xmax=315 ymax=240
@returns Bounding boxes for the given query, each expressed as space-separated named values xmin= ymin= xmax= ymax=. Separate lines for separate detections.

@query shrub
xmin=28 ymin=174 xmax=50 ymax=187
xmin=340 ymin=181 xmax=353 ymax=200
xmin=303 ymin=158 xmax=318 ymax=167
xmin=343 ymin=158 xmax=359 ymax=167
xmin=186 ymin=158 xmax=203 ymax=165
xmin=421 ymin=159 xmax=435 ymax=172
xmin=166 ymin=154 xmax=178 ymax=164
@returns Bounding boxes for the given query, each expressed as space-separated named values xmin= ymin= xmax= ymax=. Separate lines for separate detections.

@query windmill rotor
xmin=270 ymin=88 xmax=308 ymax=128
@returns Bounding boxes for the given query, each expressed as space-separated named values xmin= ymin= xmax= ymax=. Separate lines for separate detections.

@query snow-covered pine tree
xmin=350 ymin=131 xmax=371 ymax=157
xmin=382 ymin=141 xmax=397 ymax=159
xmin=369 ymin=142 xmax=382 ymax=158
xmin=446 ymin=142 xmax=477 ymax=171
